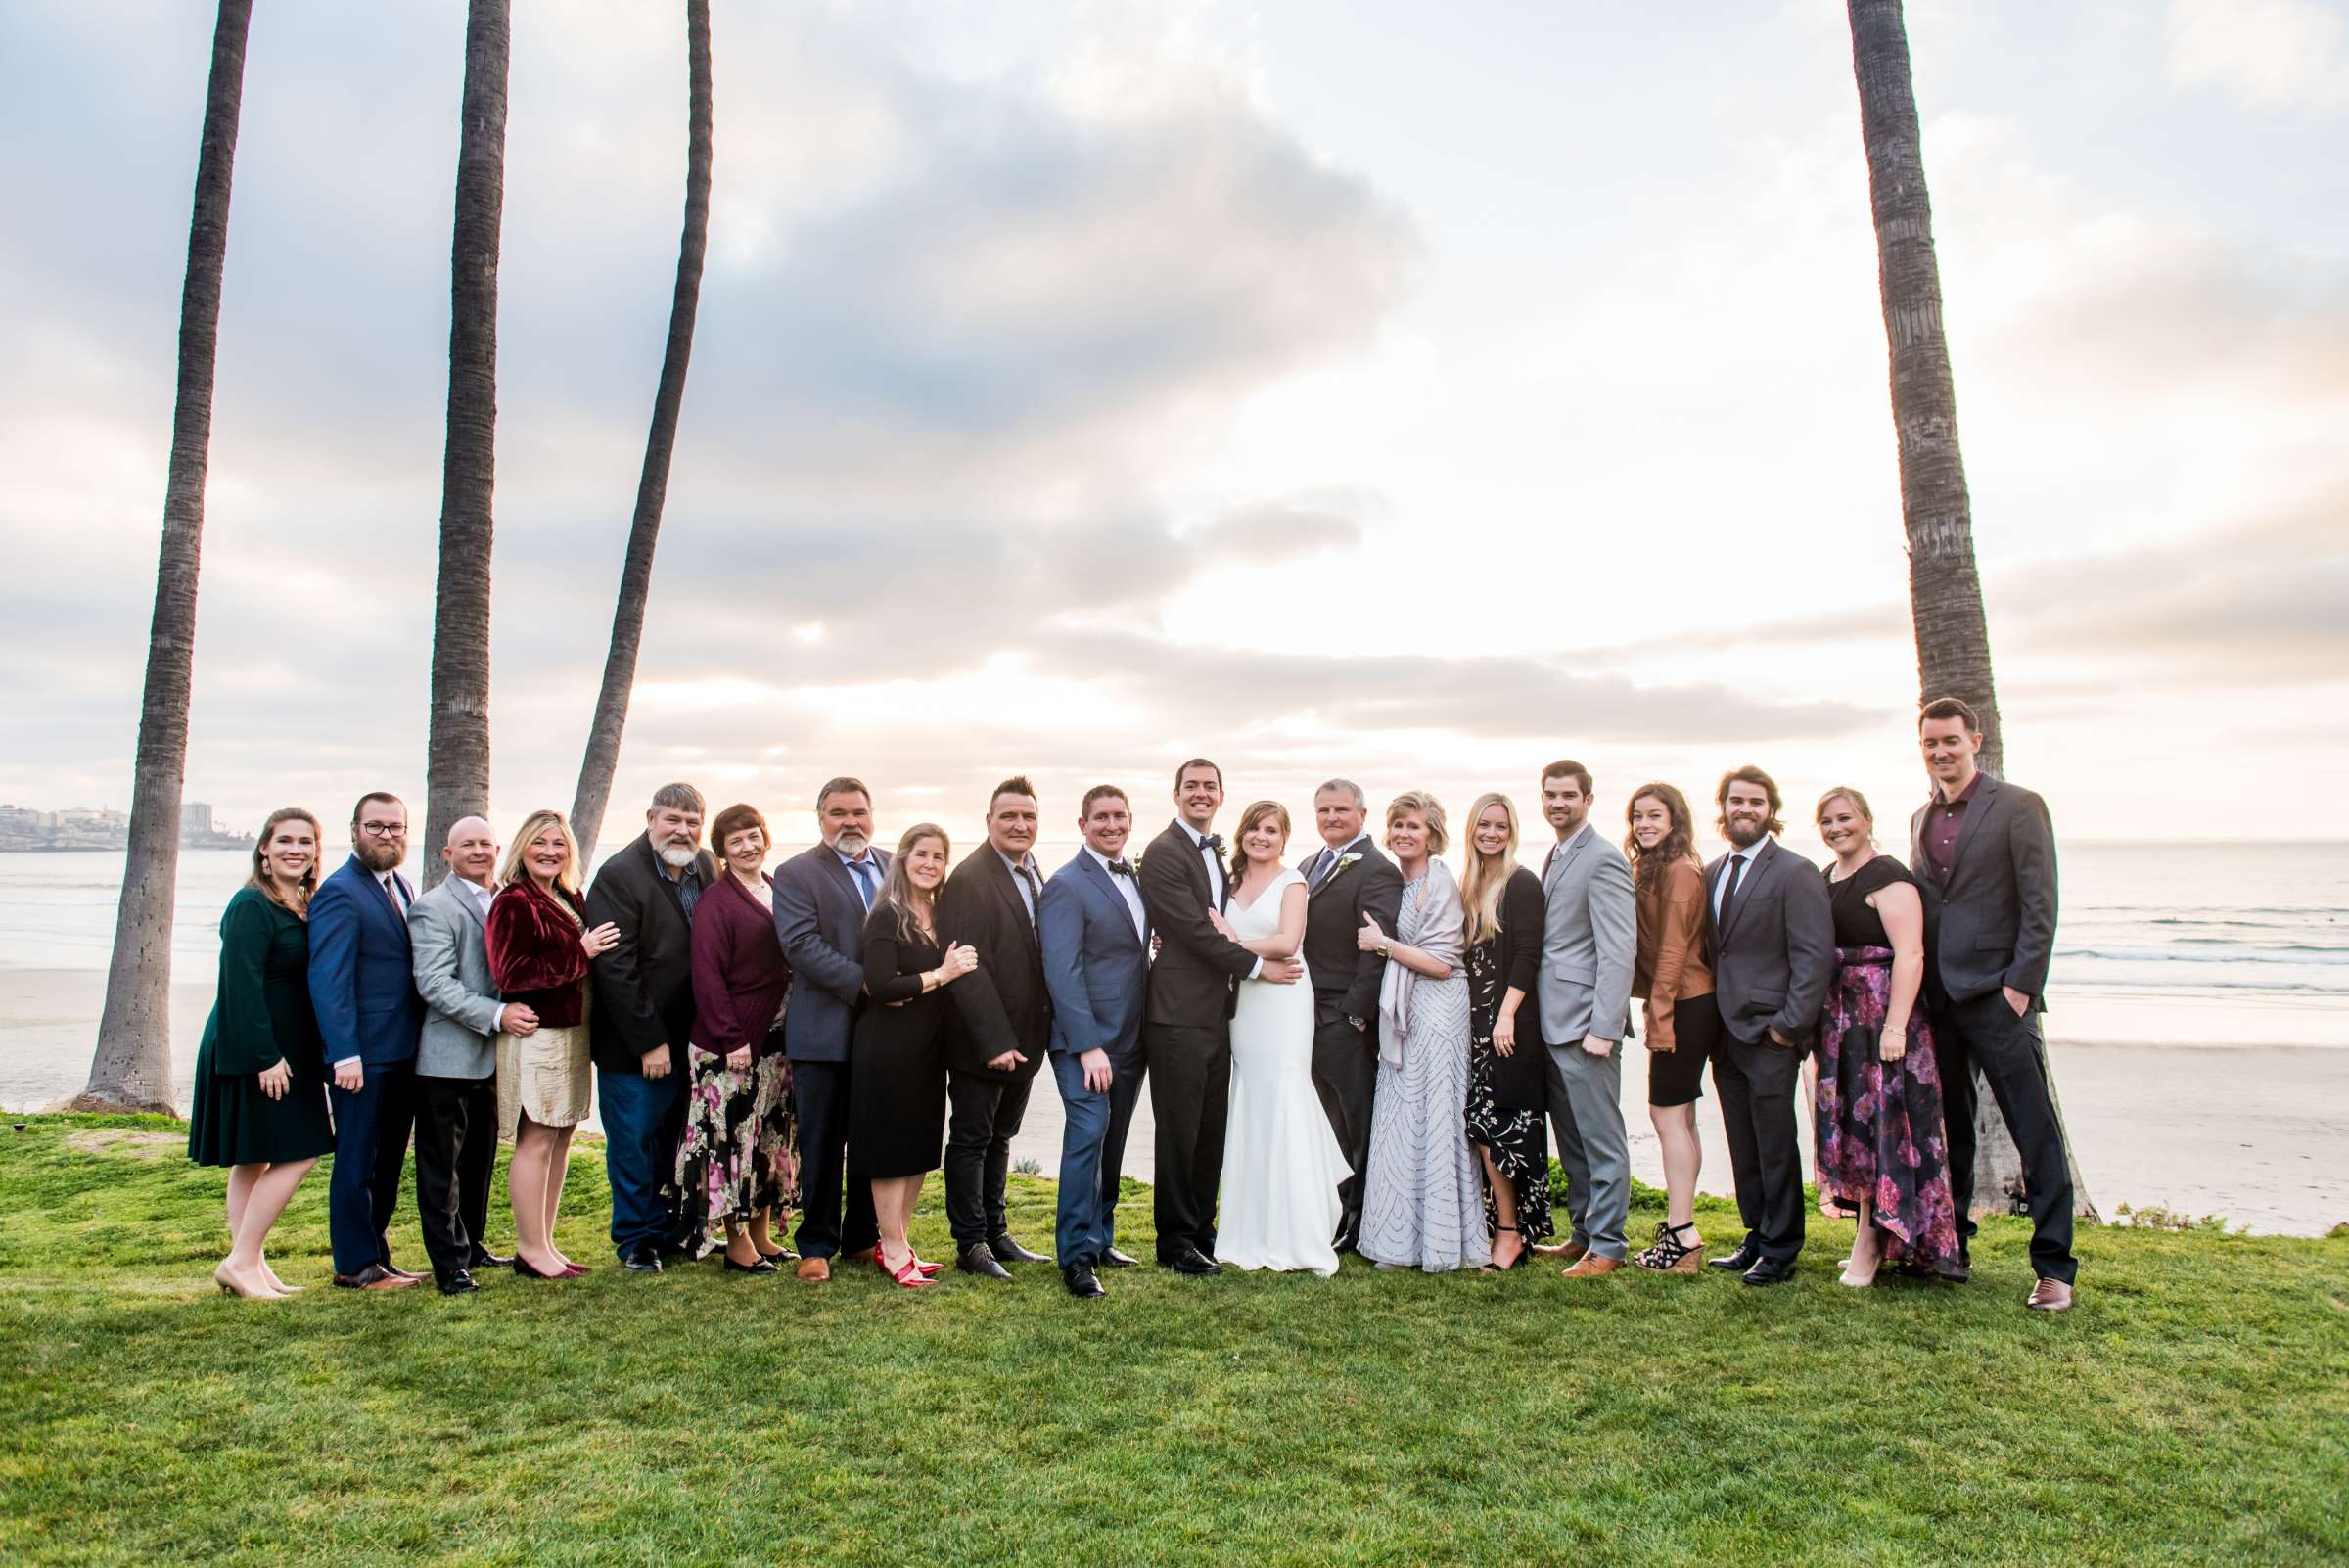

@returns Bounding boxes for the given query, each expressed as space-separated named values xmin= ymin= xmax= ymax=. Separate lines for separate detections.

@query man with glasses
xmin=308 ymin=792 xmax=428 ymax=1290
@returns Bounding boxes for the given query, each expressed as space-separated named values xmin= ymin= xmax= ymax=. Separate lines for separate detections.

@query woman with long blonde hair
xmin=1457 ymin=792 xmax=1552 ymax=1268
xmin=487 ymin=808 xmax=620 ymax=1279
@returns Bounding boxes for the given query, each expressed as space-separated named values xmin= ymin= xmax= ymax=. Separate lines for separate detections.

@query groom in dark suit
xmin=1296 ymin=778 xmax=1402 ymax=1253
xmin=939 ymin=776 xmax=1054 ymax=1280
xmin=1137 ymin=758 xmax=1303 ymax=1273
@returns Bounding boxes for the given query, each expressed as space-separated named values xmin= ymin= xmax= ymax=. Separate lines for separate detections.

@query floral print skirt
xmin=1464 ymin=940 xmax=1555 ymax=1246
xmin=1816 ymin=946 xmax=1961 ymax=1274
xmin=675 ymin=1038 xmax=799 ymax=1228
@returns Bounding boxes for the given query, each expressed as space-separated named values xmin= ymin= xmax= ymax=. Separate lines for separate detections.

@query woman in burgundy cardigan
xmin=678 ymin=803 xmax=800 ymax=1274
xmin=487 ymin=808 xmax=618 ymax=1280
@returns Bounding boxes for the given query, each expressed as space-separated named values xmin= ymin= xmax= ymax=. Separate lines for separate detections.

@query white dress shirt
xmin=1714 ymin=837 xmax=1766 ymax=920
xmin=1175 ymin=819 xmax=1225 ymax=905
xmin=1086 ymin=845 xmax=1149 ymax=942
xmin=997 ymin=847 xmax=1040 ymax=927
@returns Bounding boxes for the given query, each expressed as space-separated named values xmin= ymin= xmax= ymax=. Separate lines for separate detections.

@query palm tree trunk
xmin=571 ymin=0 xmax=714 ymax=867
xmin=422 ymin=0 xmax=511 ymax=890
xmin=1848 ymin=0 xmax=2093 ymax=1220
xmin=71 ymin=0 xmax=254 ymax=1116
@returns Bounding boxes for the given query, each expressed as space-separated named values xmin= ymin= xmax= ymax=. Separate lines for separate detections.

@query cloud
xmin=2168 ymin=0 xmax=2349 ymax=115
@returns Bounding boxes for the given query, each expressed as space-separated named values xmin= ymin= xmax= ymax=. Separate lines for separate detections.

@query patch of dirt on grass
xmin=64 ymin=1129 xmax=182 ymax=1160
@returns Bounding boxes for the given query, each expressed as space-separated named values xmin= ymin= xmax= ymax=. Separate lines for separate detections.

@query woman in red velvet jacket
xmin=678 ymin=803 xmax=799 ymax=1274
xmin=487 ymin=808 xmax=618 ymax=1279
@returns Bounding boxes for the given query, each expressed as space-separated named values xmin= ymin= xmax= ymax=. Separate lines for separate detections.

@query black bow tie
xmin=1107 ymin=859 xmax=1134 ymax=878
xmin=1202 ymin=834 xmax=1224 ymax=853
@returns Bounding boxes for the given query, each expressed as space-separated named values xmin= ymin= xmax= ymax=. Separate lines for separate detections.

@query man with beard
xmin=405 ymin=814 xmax=525 ymax=1294
xmin=584 ymin=783 xmax=719 ymax=1273
xmin=308 ymin=791 xmax=428 ymax=1290
xmin=771 ymin=776 xmax=889 ymax=1280
xmin=1910 ymin=696 xmax=2076 ymax=1311
xmin=1701 ymin=765 xmax=1834 ymax=1286
xmin=938 ymin=777 xmax=1054 ymax=1279
xmin=1531 ymin=761 xmax=1638 ymax=1278
xmin=1295 ymin=778 xmax=1402 ymax=1254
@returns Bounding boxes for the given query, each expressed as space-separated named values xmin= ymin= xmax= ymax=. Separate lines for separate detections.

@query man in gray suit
xmin=1533 ymin=760 xmax=1637 ymax=1278
xmin=407 ymin=815 xmax=532 ymax=1295
xmin=1910 ymin=696 xmax=2076 ymax=1311
xmin=1701 ymin=766 xmax=1834 ymax=1286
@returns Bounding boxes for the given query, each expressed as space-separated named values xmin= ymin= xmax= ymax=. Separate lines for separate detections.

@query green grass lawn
xmin=3 ymin=1114 xmax=2344 ymax=1566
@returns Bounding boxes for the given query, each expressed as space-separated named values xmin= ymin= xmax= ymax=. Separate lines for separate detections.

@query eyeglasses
xmin=356 ymin=821 xmax=407 ymax=839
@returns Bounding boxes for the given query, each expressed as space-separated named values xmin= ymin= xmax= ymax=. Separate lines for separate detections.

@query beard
xmin=355 ymin=840 xmax=403 ymax=872
xmin=1724 ymin=817 xmax=1767 ymax=849
xmin=833 ymin=829 xmax=870 ymax=857
xmin=657 ymin=843 xmax=698 ymax=869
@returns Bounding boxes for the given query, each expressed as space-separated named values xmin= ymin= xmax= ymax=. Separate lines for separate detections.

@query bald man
xmin=407 ymin=816 xmax=531 ymax=1294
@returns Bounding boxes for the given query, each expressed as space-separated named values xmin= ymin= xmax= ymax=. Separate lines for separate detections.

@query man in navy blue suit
xmin=307 ymin=791 xmax=428 ymax=1290
xmin=772 ymin=776 xmax=888 ymax=1281
xmin=1037 ymin=784 xmax=1153 ymax=1298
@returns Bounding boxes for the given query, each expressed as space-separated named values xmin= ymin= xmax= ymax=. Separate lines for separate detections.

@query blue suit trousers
xmin=327 ymin=1061 xmax=416 ymax=1275
xmin=1052 ymin=1046 xmax=1145 ymax=1267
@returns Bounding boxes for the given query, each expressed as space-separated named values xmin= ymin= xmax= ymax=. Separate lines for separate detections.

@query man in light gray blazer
xmin=407 ymin=815 xmax=531 ymax=1295
xmin=1533 ymin=760 xmax=1638 ymax=1277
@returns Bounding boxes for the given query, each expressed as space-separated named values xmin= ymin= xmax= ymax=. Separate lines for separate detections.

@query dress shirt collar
xmin=1935 ymin=771 xmax=1983 ymax=807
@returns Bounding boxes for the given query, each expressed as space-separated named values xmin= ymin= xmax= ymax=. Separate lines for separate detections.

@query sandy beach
xmin=11 ymin=964 xmax=2343 ymax=1236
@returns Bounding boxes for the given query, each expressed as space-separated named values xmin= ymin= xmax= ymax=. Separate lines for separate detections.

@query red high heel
xmin=911 ymin=1254 xmax=944 ymax=1276
xmin=875 ymin=1244 xmax=932 ymax=1288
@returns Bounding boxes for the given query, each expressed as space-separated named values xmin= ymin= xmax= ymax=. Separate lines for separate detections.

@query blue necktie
xmin=850 ymin=857 xmax=876 ymax=908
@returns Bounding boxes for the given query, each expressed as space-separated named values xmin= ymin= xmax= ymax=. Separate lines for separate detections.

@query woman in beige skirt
xmin=486 ymin=808 xmax=618 ymax=1279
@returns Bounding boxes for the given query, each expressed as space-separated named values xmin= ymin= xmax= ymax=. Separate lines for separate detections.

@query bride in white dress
xmin=1210 ymin=801 xmax=1350 ymax=1276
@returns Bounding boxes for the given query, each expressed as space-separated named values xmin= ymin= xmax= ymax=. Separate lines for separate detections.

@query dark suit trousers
xmin=1308 ymin=994 xmax=1376 ymax=1236
xmin=791 ymin=1060 xmax=880 ymax=1260
xmin=1052 ymin=1046 xmax=1146 ymax=1266
xmin=327 ymin=1062 xmax=417 ymax=1276
xmin=1710 ymin=1035 xmax=1805 ymax=1266
xmin=944 ymin=1068 xmax=1037 ymax=1249
xmin=1145 ymin=1021 xmax=1230 ymax=1259
xmin=412 ymin=1073 xmax=496 ymax=1278
xmin=1931 ymin=992 xmax=2078 ymax=1283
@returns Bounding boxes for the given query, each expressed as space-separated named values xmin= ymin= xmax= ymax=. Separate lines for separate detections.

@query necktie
xmin=1016 ymin=862 xmax=1040 ymax=923
xmin=381 ymin=874 xmax=404 ymax=916
xmin=1311 ymin=848 xmax=1335 ymax=888
xmin=1718 ymin=853 xmax=1748 ymax=928
xmin=1106 ymin=858 xmax=1134 ymax=878
xmin=850 ymin=857 xmax=877 ymax=908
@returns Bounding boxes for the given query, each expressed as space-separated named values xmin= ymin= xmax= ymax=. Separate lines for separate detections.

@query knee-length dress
xmin=850 ymin=903 xmax=954 ymax=1179
xmin=676 ymin=870 xmax=800 ymax=1225
xmin=1464 ymin=865 xmax=1553 ymax=1245
xmin=1359 ymin=864 xmax=1492 ymax=1272
xmin=1816 ymin=856 xmax=1961 ymax=1274
xmin=188 ymin=886 xmax=336 ymax=1167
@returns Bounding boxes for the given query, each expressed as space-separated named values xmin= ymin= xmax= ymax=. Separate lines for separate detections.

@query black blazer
xmin=1907 ymin=775 xmax=2058 ymax=1012
xmin=938 ymin=846 xmax=1051 ymax=1081
xmin=1298 ymin=835 xmax=1404 ymax=1024
xmin=1701 ymin=837 xmax=1835 ymax=1049
xmin=584 ymin=833 xmax=721 ymax=1074
xmin=1137 ymin=820 xmax=1259 ymax=1028
xmin=1472 ymin=865 xmax=1549 ymax=1111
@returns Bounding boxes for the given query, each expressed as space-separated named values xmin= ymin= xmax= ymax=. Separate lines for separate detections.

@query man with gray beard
xmin=585 ymin=783 xmax=718 ymax=1272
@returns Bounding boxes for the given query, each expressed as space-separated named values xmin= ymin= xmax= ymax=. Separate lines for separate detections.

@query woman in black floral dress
xmin=1458 ymin=793 xmax=1553 ymax=1267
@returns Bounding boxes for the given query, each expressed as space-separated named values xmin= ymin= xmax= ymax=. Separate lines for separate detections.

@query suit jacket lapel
xmin=1167 ymin=821 xmax=1217 ymax=910
xmin=1720 ymin=838 xmax=1774 ymax=943
xmin=1945 ymin=776 xmax=1999 ymax=884
xmin=1077 ymin=852 xmax=1144 ymax=950
xmin=988 ymin=850 xmax=1039 ymax=959
xmin=454 ymin=882 xmax=488 ymax=932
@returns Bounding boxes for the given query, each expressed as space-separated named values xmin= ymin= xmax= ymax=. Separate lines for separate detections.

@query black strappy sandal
xmin=1634 ymin=1221 xmax=1704 ymax=1273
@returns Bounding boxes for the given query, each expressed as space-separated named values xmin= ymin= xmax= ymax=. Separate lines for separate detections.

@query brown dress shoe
xmin=795 ymin=1256 xmax=831 ymax=1282
xmin=1531 ymin=1238 xmax=1589 ymax=1262
xmin=2025 ymin=1277 xmax=2074 ymax=1312
xmin=333 ymin=1264 xmax=417 ymax=1291
xmin=1561 ymin=1254 xmax=1624 ymax=1279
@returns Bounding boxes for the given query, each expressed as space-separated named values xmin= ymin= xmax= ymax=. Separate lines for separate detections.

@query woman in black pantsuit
xmin=853 ymin=822 xmax=979 ymax=1287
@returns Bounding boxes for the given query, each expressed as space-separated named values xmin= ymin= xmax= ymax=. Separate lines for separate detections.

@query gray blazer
xmin=1701 ymin=836 xmax=1834 ymax=1048
xmin=407 ymin=878 xmax=505 ymax=1080
xmin=1537 ymin=825 xmax=1636 ymax=1047
xmin=1908 ymin=775 xmax=2058 ymax=1011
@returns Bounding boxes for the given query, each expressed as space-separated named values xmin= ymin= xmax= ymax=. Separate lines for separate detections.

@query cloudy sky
xmin=3 ymin=0 xmax=2344 ymax=856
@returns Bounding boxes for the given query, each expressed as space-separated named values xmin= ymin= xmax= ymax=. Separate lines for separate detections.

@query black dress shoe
xmin=723 ymin=1254 xmax=780 ymax=1274
xmin=1741 ymin=1257 xmax=1798 ymax=1287
xmin=1063 ymin=1261 xmax=1106 ymax=1298
xmin=437 ymin=1269 xmax=482 ymax=1296
xmin=622 ymin=1245 xmax=666 ymax=1273
xmin=1162 ymin=1245 xmax=1221 ymax=1275
xmin=1708 ymin=1242 xmax=1762 ymax=1273
xmin=333 ymin=1263 xmax=417 ymax=1291
xmin=1331 ymin=1226 xmax=1359 ymax=1256
xmin=956 ymin=1243 xmax=1012 ymax=1281
xmin=1099 ymin=1246 xmax=1138 ymax=1268
xmin=468 ymin=1248 xmax=513 ymax=1269
xmin=990 ymin=1232 xmax=1048 ymax=1265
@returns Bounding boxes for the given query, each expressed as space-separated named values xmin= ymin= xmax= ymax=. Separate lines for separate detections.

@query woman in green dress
xmin=187 ymin=807 xmax=338 ymax=1299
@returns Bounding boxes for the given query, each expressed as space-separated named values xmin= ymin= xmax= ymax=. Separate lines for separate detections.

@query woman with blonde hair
xmin=487 ymin=809 xmax=620 ymax=1279
xmin=1357 ymin=791 xmax=1490 ymax=1272
xmin=853 ymin=823 xmax=979 ymax=1287
xmin=1457 ymin=792 xmax=1551 ymax=1269
xmin=187 ymin=807 xmax=337 ymax=1298
xmin=1624 ymin=781 xmax=1720 ymax=1272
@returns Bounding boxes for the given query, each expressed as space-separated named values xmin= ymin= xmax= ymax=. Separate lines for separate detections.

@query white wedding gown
xmin=1217 ymin=868 xmax=1350 ymax=1276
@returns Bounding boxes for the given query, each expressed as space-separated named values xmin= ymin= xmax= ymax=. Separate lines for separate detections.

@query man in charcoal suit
xmin=1295 ymin=778 xmax=1402 ymax=1254
xmin=1038 ymin=784 xmax=1153 ymax=1298
xmin=1911 ymin=696 xmax=2077 ymax=1311
xmin=1136 ymin=758 xmax=1303 ymax=1274
xmin=771 ymin=775 xmax=888 ymax=1281
xmin=309 ymin=790 xmax=428 ymax=1291
xmin=1702 ymin=764 xmax=1835 ymax=1286
xmin=405 ymin=815 xmax=524 ymax=1295
xmin=939 ymin=775 xmax=1055 ymax=1279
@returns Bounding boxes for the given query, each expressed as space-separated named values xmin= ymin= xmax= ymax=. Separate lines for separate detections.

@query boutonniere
xmin=1326 ymin=852 xmax=1363 ymax=881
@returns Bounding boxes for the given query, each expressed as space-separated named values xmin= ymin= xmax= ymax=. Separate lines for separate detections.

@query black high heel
xmin=723 ymin=1254 xmax=779 ymax=1274
xmin=1490 ymin=1223 xmax=1527 ymax=1271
